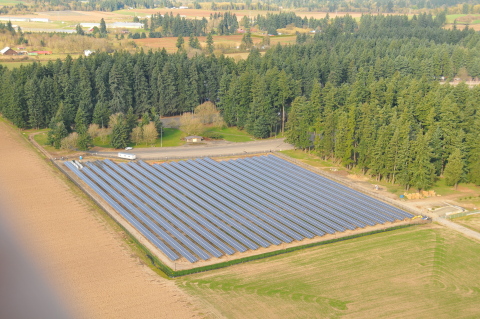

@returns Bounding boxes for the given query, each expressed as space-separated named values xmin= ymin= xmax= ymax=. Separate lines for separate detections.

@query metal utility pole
xmin=161 ymin=126 xmax=163 ymax=147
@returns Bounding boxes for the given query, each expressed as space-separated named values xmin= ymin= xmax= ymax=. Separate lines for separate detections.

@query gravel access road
xmin=92 ymin=138 xmax=295 ymax=160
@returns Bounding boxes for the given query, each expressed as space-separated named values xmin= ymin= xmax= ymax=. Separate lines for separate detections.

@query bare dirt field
xmin=0 ymin=119 xmax=206 ymax=318
xmin=178 ymin=223 xmax=480 ymax=318
xmin=17 ymin=10 xmax=131 ymax=23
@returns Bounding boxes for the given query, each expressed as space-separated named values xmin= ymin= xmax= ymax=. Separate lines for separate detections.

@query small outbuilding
xmin=185 ymin=135 xmax=203 ymax=143
xmin=30 ymin=50 xmax=52 ymax=55
xmin=1 ymin=47 xmax=17 ymax=55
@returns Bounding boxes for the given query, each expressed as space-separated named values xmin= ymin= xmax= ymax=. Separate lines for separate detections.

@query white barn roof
xmin=1 ymin=47 xmax=11 ymax=54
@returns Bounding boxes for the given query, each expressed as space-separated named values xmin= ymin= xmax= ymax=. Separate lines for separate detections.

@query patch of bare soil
xmin=0 ymin=120 xmax=205 ymax=318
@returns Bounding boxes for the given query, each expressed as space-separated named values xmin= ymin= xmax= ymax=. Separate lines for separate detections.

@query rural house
xmin=0 ymin=47 xmax=17 ymax=55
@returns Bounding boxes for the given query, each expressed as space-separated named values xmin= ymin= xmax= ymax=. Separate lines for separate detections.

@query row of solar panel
xmin=65 ymin=156 xmax=413 ymax=263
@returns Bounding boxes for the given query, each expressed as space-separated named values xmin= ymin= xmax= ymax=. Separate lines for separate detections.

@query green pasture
xmin=279 ymin=149 xmax=338 ymax=168
xmin=178 ymin=225 xmax=480 ymax=318
xmin=446 ymin=14 xmax=467 ymax=23
xmin=0 ymin=0 xmax=24 ymax=5
xmin=205 ymin=126 xmax=254 ymax=142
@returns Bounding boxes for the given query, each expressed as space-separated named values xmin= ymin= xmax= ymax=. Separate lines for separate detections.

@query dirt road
xmin=94 ymin=138 xmax=294 ymax=160
xmin=0 ymin=120 xmax=205 ymax=318
xmin=435 ymin=217 xmax=480 ymax=242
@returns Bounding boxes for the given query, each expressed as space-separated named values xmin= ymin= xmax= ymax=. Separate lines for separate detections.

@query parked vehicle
xmin=118 ymin=152 xmax=136 ymax=160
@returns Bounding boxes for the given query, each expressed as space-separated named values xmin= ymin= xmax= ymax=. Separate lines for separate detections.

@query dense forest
xmin=6 ymin=0 xmax=480 ymax=13
xmin=1 ymin=13 xmax=480 ymax=190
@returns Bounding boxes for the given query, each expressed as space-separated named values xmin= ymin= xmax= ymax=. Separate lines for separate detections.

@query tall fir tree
xmin=444 ymin=148 xmax=464 ymax=189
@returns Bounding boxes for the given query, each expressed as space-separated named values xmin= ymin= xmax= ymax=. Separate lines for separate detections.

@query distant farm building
xmin=80 ymin=22 xmax=144 ymax=29
xmin=84 ymin=50 xmax=94 ymax=56
xmin=185 ymin=136 xmax=203 ymax=143
xmin=29 ymin=51 xmax=52 ymax=55
xmin=0 ymin=17 xmax=49 ymax=22
xmin=0 ymin=47 xmax=17 ymax=55
xmin=110 ymin=22 xmax=144 ymax=29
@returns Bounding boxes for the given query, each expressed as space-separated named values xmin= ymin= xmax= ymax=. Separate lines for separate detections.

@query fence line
xmin=272 ymin=152 xmax=422 ymax=216
xmin=443 ymin=211 xmax=480 ymax=220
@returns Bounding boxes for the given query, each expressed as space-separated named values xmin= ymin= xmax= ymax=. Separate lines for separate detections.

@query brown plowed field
xmin=0 ymin=119 xmax=205 ymax=318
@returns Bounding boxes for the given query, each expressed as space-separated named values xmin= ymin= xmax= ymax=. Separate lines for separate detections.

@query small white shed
xmin=185 ymin=135 xmax=203 ymax=143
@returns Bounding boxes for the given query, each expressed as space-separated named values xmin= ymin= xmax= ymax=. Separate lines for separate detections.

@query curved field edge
xmin=178 ymin=224 xmax=480 ymax=318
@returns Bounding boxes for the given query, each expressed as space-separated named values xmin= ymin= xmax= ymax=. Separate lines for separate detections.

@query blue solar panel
xmin=85 ymin=162 xmax=201 ymax=262
xmin=112 ymin=162 xmax=237 ymax=255
xmin=175 ymin=160 xmax=312 ymax=241
xmin=249 ymin=156 xmax=393 ymax=223
xmin=189 ymin=159 xmax=324 ymax=237
xmin=200 ymin=157 xmax=342 ymax=234
xmin=64 ymin=161 xmax=180 ymax=261
xmin=159 ymin=162 xmax=286 ymax=245
xmin=263 ymin=155 xmax=413 ymax=219
xmin=238 ymin=158 xmax=386 ymax=225
xmin=101 ymin=160 xmax=224 ymax=258
xmin=64 ymin=154 xmax=413 ymax=264
xmin=138 ymin=161 xmax=267 ymax=249
xmin=126 ymin=162 xmax=250 ymax=252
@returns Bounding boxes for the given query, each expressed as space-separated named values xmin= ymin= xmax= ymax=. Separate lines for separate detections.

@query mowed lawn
xmin=205 ymin=126 xmax=254 ymax=142
xmin=178 ymin=224 xmax=480 ymax=318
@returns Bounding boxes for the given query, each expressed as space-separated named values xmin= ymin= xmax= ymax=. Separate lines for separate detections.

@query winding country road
xmin=91 ymin=138 xmax=295 ymax=160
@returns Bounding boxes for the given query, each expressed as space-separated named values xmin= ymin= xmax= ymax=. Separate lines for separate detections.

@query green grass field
xmin=0 ymin=0 xmax=24 ymax=4
xmin=205 ymin=126 xmax=254 ymax=142
xmin=280 ymin=149 xmax=339 ymax=168
xmin=178 ymin=224 xmax=480 ymax=318
xmin=446 ymin=14 xmax=467 ymax=23
xmin=454 ymin=214 xmax=480 ymax=233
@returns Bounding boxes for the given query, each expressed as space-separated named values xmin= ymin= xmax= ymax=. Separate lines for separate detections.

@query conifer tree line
xmin=7 ymin=0 xmax=480 ymax=14
xmin=147 ymin=12 xmax=209 ymax=37
xmin=1 ymin=14 xmax=480 ymax=188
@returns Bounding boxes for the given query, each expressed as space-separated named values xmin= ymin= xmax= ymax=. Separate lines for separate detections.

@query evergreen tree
xmin=241 ymin=30 xmax=253 ymax=49
xmin=92 ymin=101 xmax=110 ymax=128
xmin=125 ymin=107 xmax=137 ymax=134
xmin=206 ymin=33 xmax=214 ymax=54
xmin=410 ymin=133 xmax=436 ymax=191
xmin=76 ymin=24 xmax=84 ymax=35
xmin=111 ymin=115 xmax=129 ymax=149
xmin=25 ymin=77 xmax=44 ymax=129
xmin=76 ymin=124 xmax=92 ymax=151
xmin=252 ymin=116 xmax=270 ymax=139
xmin=100 ymin=18 xmax=107 ymax=35
xmin=444 ymin=148 xmax=464 ymax=189
xmin=176 ymin=35 xmax=184 ymax=50
xmin=285 ymin=96 xmax=312 ymax=148
xmin=48 ymin=121 xmax=68 ymax=149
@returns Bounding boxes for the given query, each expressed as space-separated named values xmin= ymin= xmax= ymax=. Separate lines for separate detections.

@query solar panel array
xmin=65 ymin=155 xmax=413 ymax=263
